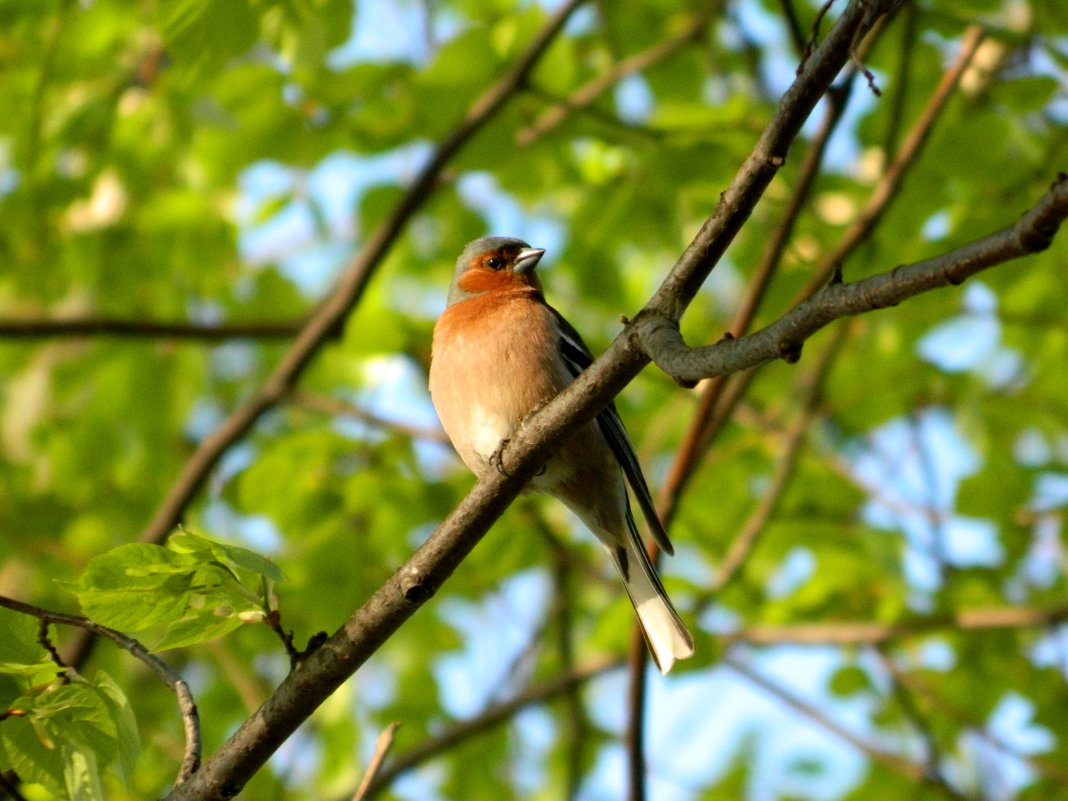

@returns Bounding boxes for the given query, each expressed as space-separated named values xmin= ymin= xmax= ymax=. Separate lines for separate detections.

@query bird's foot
xmin=489 ymin=439 xmax=512 ymax=476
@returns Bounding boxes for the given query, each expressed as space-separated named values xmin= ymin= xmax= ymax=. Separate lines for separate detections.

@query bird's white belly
xmin=468 ymin=400 xmax=516 ymax=462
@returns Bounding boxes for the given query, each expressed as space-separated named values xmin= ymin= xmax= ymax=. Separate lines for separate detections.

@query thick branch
xmin=636 ymin=174 xmax=1068 ymax=386
xmin=163 ymin=3 xmax=902 ymax=797
xmin=0 ymin=595 xmax=201 ymax=788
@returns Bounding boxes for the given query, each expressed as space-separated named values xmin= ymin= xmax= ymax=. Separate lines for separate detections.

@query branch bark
xmin=635 ymin=173 xmax=1068 ymax=386
xmin=158 ymin=3 xmax=961 ymax=798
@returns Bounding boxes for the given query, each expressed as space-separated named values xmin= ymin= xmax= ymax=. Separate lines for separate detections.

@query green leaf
xmin=0 ymin=606 xmax=49 ymax=665
xmin=827 ymin=664 xmax=875 ymax=697
xmin=168 ymin=529 xmax=285 ymax=584
xmin=152 ymin=611 xmax=246 ymax=652
xmin=67 ymin=532 xmax=281 ymax=650
xmin=0 ymin=682 xmax=117 ymax=798
xmin=66 ymin=543 xmax=197 ymax=632
xmin=93 ymin=672 xmax=140 ymax=788
xmin=64 ymin=745 xmax=105 ymax=801
xmin=158 ymin=0 xmax=258 ymax=83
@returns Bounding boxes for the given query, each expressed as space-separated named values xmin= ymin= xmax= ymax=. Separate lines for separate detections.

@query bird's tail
xmin=606 ymin=532 xmax=694 ymax=674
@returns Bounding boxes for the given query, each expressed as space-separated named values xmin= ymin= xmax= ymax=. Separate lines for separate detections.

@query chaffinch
xmin=429 ymin=236 xmax=694 ymax=673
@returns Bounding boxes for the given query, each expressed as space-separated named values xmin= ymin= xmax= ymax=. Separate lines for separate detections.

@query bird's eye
xmin=486 ymin=257 xmax=503 ymax=270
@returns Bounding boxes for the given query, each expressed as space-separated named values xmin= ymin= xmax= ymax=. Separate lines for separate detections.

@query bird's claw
xmin=489 ymin=439 xmax=512 ymax=476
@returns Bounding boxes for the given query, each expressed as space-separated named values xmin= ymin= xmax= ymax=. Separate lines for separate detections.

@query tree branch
xmin=729 ymin=604 xmax=1068 ymax=645
xmin=0 ymin=594 xmax=201 ymax=788
xmin=635 ymin=173 xmax=1068 ymax=386
xmin=160 ymin=3 xmax=916 ymax=797
xmin=0 ymin=317 xmax=303 ymax=341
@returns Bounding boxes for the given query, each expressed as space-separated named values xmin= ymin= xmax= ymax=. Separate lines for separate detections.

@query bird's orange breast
xmin=430 ymin=290 xmax=570 ymax=475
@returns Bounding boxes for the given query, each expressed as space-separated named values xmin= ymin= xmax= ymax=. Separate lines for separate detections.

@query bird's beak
xmin=514 ymin=247 xmax=546 ymax=274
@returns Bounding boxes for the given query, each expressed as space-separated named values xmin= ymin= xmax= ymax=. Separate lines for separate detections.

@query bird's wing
xmin=549 ymin=306 xmax=675 ymax=556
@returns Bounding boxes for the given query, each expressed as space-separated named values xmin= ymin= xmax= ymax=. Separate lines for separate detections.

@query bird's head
xmin=447 ymin=236 xmax=546 ymax=306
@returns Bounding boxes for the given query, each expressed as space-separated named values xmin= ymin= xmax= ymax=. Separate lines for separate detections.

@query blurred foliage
xmin=1 ymin=0 xmax=1068 ymax=799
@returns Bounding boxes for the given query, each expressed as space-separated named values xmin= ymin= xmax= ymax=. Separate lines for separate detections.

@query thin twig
xmin=725 ymin=652 xmax=927 ymax=781
xmin=799 ymin=0 xmax=836 ymax=73
xmin=350 ymin=723 xmax=400 ymax=801
xmin=360 ymin=659 xmax=618 ymax=799
xmin=0 ymin=594 xmax=201 ymax=788
xmin=37 ymin=619 xmax=68 ymax=676
xmin=516 ymin=3 xmax=719 ymax=146
xmin=291 ymin=392 xmax=451 ymax=445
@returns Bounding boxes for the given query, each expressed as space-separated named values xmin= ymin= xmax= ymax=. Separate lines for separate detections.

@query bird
xmin=429 ymin=236 xmax=694 ymax=673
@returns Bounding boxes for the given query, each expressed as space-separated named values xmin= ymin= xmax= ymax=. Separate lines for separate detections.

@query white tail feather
xmin=607 ymin=537 xmax=694 ymax=674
